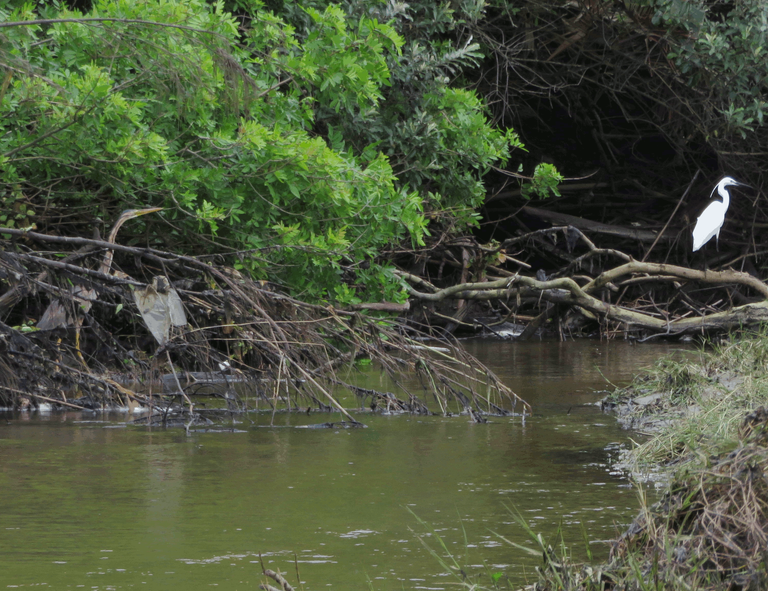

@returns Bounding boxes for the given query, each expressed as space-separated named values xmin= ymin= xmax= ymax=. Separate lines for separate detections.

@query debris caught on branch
xmin=0 ymin=225 xmax=527 ymax=424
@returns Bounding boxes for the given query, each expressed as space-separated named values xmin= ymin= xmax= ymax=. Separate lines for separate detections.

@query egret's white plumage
xmin=692 ymin=176 xmax=747 ymax=252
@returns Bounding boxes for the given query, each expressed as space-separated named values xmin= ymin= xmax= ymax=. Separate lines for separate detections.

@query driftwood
xmin=260 ymin=569 xmax=295 ymax=591
xmin=402 ymin=269 xmax=768 ymax=333
xmin=519 ymin=205 xmax=663 ymax=243
xmin=349 ymin=301 xmax=410 ymax=313
xmin=398 ymin=222 xmax=768 ymax=338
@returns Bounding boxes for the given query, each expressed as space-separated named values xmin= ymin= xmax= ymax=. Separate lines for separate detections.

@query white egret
xmin=692 ymin=176 xmax=749 ymax=252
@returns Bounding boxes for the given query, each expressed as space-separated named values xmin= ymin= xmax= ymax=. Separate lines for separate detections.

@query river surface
xmin=0 ymin=340 xmax=692 ymax=590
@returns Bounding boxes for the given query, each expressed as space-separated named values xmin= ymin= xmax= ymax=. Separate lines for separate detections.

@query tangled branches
xmin=398 ymin=223 xmax=768 ymax=339
xmin=473 ymin=0 xmax=766 ymax=158
xmin=0 ymin=226 xmax=527 ymax=423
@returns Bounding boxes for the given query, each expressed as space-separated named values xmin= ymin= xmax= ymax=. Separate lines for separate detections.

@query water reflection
xmin=463 ymin=338 xmax=690 ymax=407
xmin=0 ymin=340 xmax=693 ymax=590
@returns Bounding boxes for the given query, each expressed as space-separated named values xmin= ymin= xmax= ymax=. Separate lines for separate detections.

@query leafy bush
xmin=2 ymin=0 xmax=524 ymax=302
xmin=274 ymin=0 xmax=526 ymax=230
xmin=655 ymin=0 xmax=768 ymax=141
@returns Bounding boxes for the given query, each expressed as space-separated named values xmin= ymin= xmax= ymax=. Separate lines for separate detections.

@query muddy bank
xmin=520 ymin=332 xmax=768 ymax=591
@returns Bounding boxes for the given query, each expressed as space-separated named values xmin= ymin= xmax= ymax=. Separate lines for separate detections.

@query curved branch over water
xmin=398 ymin=226 xmax=768 ymax=337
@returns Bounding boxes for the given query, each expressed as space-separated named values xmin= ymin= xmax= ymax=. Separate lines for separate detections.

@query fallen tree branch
xmin=584 ymin=262 xmax=768 ymax=299
xmin=399 ymin=260 xmax=768 ymax=334
xmin=261 ymin=569 xmax=295 ymax=591
xmin=0 ymin=387 xmax=87 ymax=410
xmin=1 ymin=234 xmax=525 ymax=418
xmin=518 ymin=205 xmax=663 ymax=243
xmin=1 ymin=226 xmax=179 ymax=267
xmin=349 ymin=301 xmax=410 ymax=313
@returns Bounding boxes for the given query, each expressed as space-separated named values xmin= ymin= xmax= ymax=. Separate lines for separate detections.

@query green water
xmin=0 ymin=340 xmax=690 ymax=590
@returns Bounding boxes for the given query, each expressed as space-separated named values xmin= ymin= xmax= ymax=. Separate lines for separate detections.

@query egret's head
xmin=720 ymin=176 xmax=749 ymax=189
xmin=712 ymin=176 xmax=750 ymax=202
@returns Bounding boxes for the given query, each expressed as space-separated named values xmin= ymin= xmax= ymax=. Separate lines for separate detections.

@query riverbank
xmin=517 ymin=331 xmax=768 ymax=590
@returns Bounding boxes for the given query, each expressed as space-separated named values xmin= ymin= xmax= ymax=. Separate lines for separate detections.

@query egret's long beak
xmin=727 ymin=178 xmax=753 ymax=189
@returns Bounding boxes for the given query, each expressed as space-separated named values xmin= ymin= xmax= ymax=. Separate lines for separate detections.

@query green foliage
xmin=268 ymin=0 xmax=531 ymax=230
xmin=0 ymin=0 xmax=523 ymax=301
xmin=0 ymin=185 xmax=35 ymax=229
xmin=521 ymin=162 xmax=563 ymax=200
xmin=653 ymin=0 xmax=768 ymax=138
xmin=0 ymin=0 xmax=410 ymax=299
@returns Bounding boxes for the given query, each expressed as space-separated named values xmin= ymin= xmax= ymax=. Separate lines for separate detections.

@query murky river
xmin=0 ymin=340 xmax=692 ymax=590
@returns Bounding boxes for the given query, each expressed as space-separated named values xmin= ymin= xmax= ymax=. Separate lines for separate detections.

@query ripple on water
xmin=0 ymin=340 xmax=688 ymax=590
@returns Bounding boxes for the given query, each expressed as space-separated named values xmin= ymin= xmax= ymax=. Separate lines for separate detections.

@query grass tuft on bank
xmin=526 ymin=331 xmax=768 ymax=590
xmin=609 ymin=330 xmax=768 ymax=472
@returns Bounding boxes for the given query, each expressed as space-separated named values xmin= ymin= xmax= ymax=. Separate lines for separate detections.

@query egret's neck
xmin=718 ymin=186 xmax=730 ymax=209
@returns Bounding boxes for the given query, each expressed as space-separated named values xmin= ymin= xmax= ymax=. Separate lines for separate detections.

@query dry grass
xmin=494 ymin=333 xmax=768 ymax=590
xmin=607 ymin=332 xmax=768 ymax=471
xmin=612 ymin=435 xmax=768 ymax=589
xmin=502 ymin=410 xmax=768 ymax=591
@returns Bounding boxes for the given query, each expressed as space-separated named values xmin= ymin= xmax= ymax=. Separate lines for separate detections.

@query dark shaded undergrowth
xmin=0 ymin=229 xmax=527 ymax=426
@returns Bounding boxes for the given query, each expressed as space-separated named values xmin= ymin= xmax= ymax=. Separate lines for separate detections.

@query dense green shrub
xmin=0 ymin=0 xmax=531 ymax=301
xmin=267 ymin=0 xmax=528 ymax=228
xmin=653 ymin=0 xmax=768 ymax=140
